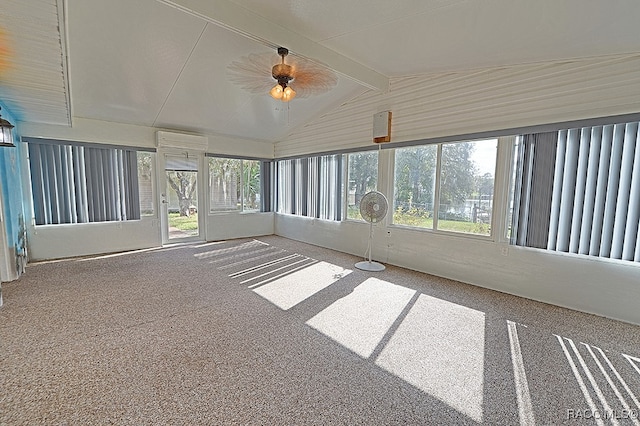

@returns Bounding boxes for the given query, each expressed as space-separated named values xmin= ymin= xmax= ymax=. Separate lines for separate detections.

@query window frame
xmin=275 ymin=154 xmax=343 ymax=221
xmin=389 ymin=138 xmax=500 ymax=239
xmin=137 ymin=151 xmax=156 ymax=218
xmin=26 ymin=138 xmax=151 ymax=226
xmin=509 ymin=120 xmax=640 ymax=264
xmin=344 ymin=149 xmax=380 ymax=222
xmin=207 ymin=156 xmax=263 ymax=214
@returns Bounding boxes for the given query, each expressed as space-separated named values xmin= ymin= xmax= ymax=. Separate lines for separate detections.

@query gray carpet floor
xmin=1 ymin=235 xmax=640 ymax=425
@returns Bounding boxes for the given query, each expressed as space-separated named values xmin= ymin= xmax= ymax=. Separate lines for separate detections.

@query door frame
xmin=157 ymin=148 xmax=206 ymax=245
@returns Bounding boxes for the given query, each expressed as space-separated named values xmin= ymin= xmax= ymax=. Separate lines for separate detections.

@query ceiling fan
xmin=227 ymin=47 xmax=338 ymax=102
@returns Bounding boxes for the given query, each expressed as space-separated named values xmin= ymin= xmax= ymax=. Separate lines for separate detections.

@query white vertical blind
xmin=518 ymin=120 xmax=640 ymax=263
xmin=569 ymin=129 xmax=591 ymax=253
xmin=547 ymin=132 xmax=565 ymax=250
xmin=276 ymin=154 xmax=342 ymax=221
xmin=623 ymin=124 xmax=640 ymax=261
xmin=556 ymin=130 xmax=579 ymax=252
xmin=599 ymin=125 xmax=624 ymax=257
xmin=29 ymin=142 xmax=140 ymax=225
xmin=589 ymin=126 xmax=610 ymax=256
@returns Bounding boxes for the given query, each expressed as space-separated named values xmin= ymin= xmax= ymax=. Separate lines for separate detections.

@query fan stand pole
xmin=355 ymin=221 xmax=385 ymax=272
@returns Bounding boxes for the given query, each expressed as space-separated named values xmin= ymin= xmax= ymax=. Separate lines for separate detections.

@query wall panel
xmin=276 ymin=54 xmax=640 ymax=157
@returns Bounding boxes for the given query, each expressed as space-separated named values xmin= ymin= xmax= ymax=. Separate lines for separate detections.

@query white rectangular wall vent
xmin=156 ymin=131 xmax=208 ymax=151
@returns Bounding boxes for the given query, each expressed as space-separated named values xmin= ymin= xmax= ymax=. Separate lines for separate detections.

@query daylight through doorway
xmin=164 ymin=155 xmax=199 ymax=241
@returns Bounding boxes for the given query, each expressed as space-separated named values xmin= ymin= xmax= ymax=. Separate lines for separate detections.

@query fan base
xmin=355 ymin=260 xmax=386 ymax=272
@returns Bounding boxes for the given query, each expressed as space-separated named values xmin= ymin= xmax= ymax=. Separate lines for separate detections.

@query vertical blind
xmin=276 ymin=154 xmax=342 ymax=221
xmin=512 ymin=121 xmax=640 ymax=262
xmin=29 ymin=142 xmax=140 ymax=225
xmin=260 ymin=160 xmax=273 ymax=212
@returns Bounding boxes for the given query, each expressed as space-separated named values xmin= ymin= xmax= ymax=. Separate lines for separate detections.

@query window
xmin=208 ymin=157 xmax=261 ymax=213
xmin=276 ymin=154 xmax=342 ymax=220
xmin=393 ymin=139 xmax=497 ymax=236
xmin=137 ymin=151 xmax=155 ymax=216
xmin=28 ymin=141 xmax=143 ymax=225
xmin=346 ymin=150 xmax=378 ymax=220
xmin=242 ymin=160 xmax=261 ymax=211
xmin=511 ymin=120 xmax=640 ymax=262
xmin=394 ymin=145 xmax=437 ymax=228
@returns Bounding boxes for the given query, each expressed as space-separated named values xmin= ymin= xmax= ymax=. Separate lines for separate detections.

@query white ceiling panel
xmin=2 ymin=0 xmax=639 ymax=143
xmin=223 ymin=76 xmax=366 ymax=141
xmin=231 ymin=0 xmax=460 ymax=43
xmin=152 ymin=23 xmax=272 ymax=135
xmin=322 ymin=0 xmax=640 ymax=75
xmin=67 ymin=0 xmax=206 ymax=126
xmin=234 ymin=0 xmax=640 ymax=76
xmin=154 ymin=16 xmax=367 ymax=141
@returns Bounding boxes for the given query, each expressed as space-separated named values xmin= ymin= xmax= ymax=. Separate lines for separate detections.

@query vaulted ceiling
xmin=1 ymin=0 xmax=639 ymax=143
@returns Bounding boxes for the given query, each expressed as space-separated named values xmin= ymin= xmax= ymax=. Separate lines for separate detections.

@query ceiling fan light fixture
xmin=227 ymin=46 xmax=338 ymax=103
xmin=270 ymin=83 xmax=284 ymax=100
xmin=282 ymin=86 xmax=296 ymax=102
xmin=269 ymin=47 xmax=297 ymax=102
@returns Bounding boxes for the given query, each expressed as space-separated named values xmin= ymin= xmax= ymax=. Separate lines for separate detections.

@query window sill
xmin=208 ymin=210 xmax=265 ymax=216
xmin=387 ymin=223 xmax=495 ymax=242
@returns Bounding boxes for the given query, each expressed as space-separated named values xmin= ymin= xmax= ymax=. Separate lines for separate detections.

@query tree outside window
xmin=394 ymin=145 xmax=437 ymax=227
xmin=346 ymin=151 xmax=378 ymax=220
xmin=242 ymin=160 xmax=261 ymax=211
xmin=393 ymin=139 xmax=497 ymax=235
xmin=209 ymin=157 xmax=260 ymax=212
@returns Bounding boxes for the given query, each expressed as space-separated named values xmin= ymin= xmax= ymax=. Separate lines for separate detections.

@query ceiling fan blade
xmin=227 ymin=50 xmax=338 ymax=99
xmin=286 ymin=56 xmax=338 ymax=97
xmin=227 ymin=52 xmax=278 ymax=94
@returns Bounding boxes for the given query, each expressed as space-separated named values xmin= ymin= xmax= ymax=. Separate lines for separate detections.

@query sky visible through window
xmin=470 ymin=139 xmax=497 ymax=175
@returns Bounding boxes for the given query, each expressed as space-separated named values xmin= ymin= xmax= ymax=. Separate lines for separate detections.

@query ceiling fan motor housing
xmin=272 ymin=47 xmax=294 ymax=87
xmin=272 ymin=63 xmax=293 ymax=86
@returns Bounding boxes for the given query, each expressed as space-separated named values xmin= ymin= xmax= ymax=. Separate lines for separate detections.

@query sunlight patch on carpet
xmin=375 ymin=294 xmax=486 ymax=423
xmin=306 ymin=278 xmax=416 ymax=358
xmin=252 ymin=261 xmax=351 ymax=310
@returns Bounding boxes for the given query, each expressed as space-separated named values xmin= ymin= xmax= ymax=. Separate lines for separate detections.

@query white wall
xmin=276 ymin=54 xmax=640 ymax=157
xmin=274 ymin=54 xmax=640 ymax=326
xmin=275 ymin=214 xmax=640 ymax=326
xmin=19 ymin=117 xmax=275 ymax=158
xmin=28 ymin=218 xmax=162 ymax=260
xmin=15 ymin=54 xmax=640 ymax=325
xmin=19 ymin=118 xmax=274 ymax=260
xmin=206 ymin=212 xmax=274 ymax=241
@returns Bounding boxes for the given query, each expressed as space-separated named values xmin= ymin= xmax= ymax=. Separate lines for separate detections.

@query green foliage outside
xmin=242 ymin=160 xmax=261 ymax=210
xmin=347 ymin=141 xmax=495 ymax=236
xmin=209 ymin=158 xmax=260 ymax=212
xmin=347 ymin=205 xmax=362 ymax=220
xmin=347 ymin=152 xmax=378 ymax=207
xmin=169 ymin=212 xmax=198 ymax=231
xmin=350 ymin=204 xmax=490 ymax=235
xmin=393 ymin=209 xmax=490 ymax=235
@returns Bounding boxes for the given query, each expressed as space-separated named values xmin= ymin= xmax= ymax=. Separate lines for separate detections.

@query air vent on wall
xmin=156 ymin=131 xmax=208 ymax=151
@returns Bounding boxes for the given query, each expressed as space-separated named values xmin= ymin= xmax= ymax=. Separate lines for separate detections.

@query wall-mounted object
xmin=373 ymin=111 xmax=391 ymax=143
xmin=156 ymin=131 xmax=208 ymax=151
xmin=0 ymin=107 xmax=15 ymax=147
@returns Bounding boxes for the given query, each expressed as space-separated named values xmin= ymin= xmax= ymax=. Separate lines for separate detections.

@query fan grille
xmin=359 ymin=191 xmax=388 ymax=223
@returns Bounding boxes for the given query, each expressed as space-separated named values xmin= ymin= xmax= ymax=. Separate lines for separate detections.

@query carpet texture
xmin=1 ymin=235 xmax=639 ymax=425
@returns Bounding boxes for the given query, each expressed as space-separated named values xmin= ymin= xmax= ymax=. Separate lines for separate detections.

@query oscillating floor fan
xmin=355 ymin=191 xmax=388 ymax=272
